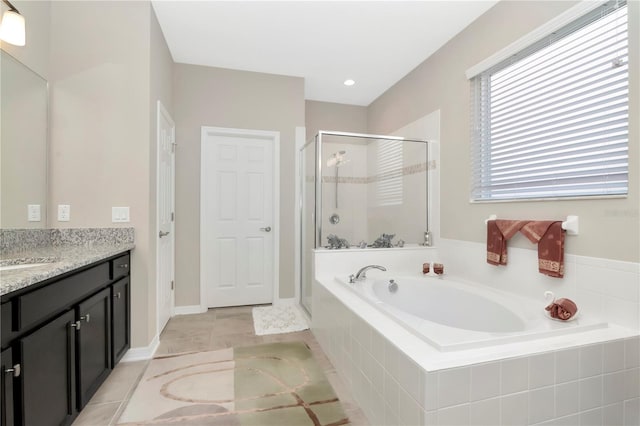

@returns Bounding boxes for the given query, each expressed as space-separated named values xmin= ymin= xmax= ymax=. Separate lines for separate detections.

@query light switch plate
xmin=58 ymin=204 xmax=70 ymax=222
xmin=27 ymin=204 xmax=41 ymax=222
xmin=112 ymin=207 xmax=130 ymax=223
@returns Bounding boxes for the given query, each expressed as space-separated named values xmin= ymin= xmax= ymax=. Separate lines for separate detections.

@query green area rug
xmin=118 ymin=342 xmax=349 ymax=425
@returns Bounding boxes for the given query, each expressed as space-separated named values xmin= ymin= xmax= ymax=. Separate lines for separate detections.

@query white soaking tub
xmin=337 ymin=274 xmax=607 ymax=351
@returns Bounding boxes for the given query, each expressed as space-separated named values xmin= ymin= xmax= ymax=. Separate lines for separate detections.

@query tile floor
xmin=72 ymin=305 xmax=369 ymax=425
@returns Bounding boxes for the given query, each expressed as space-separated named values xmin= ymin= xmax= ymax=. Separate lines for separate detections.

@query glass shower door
xmin=299 ymin=139 xmax=316 ymax=315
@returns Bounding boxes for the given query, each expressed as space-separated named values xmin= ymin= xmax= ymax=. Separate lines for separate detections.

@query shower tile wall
xmin=366 ymin=140 xmax=428 ymax=244
xmin=321 ymin=143 xmax=368 ymax=246
xmin=313 ymin=283 xmax=640 ymax=426
xmin=320 ymin=140 xmax=428 ymax=247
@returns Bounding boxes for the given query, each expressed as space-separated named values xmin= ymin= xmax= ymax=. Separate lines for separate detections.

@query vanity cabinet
xmin=0 ymin=252 xmax=130 ymax=426
xmin=111 ymin=277 xmax=130 ymax=365
xmin=77 ymin=287 xmax=112 ymax=409
xmin=20 ymin=310 xmax=76 ymax=426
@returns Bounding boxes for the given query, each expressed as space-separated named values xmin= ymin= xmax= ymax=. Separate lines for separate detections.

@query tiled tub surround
xmin=0 ymin=228 xmax=134 ymax=295
xmin=311 ymin=246 xmax=640 ymax=425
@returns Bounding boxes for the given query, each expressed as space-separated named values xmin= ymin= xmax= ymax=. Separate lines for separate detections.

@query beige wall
xmin=305 ymin=100 xmax=368 ymax=142
xmin=173 ymin=64 xmax=304 ymax=306
xmin=48 ymin=1 xmax=167 ymax=347
xmin=368 ymin=1 xmax=640 ymax=263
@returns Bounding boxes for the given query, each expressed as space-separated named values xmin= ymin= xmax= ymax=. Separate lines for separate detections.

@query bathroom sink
xmin=0 ymin=257 xmax=58 ymax=272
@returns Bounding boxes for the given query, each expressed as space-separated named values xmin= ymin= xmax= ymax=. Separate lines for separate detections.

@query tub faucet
xmin=353 ymin=265 xmax=387 ymax=281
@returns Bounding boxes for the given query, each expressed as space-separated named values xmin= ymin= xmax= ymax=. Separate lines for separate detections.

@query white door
xmin=201 ymin=127 xmax=277 ymax=308
xmin=157 ymin=101 xmax=175 ymax=333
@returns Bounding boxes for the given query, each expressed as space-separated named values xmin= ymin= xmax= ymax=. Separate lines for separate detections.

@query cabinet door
xmin=20 ymin=310 xmax=76 ymax=426
xmin=111 ymin=278 xmax=130 ymax=365
xmin=1 ymin=348 xmax=15 ymax=426
xmin=77 ymin=287 xmax=112 ymax=409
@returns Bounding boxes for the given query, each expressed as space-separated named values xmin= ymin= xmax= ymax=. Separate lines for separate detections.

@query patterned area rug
xmin=252 ymin=304 xmax=309 ymax=335
xmin=118 ymin=342 xmax=348 ymax=425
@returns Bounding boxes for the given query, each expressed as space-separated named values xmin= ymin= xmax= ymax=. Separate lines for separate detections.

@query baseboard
xmin=273 ymin=297 xmax=297 ymax=307
xmin=120 ymin=334 xmax=159 ymax=362
xmin=173 ymin=305 xmax=208 ymax=315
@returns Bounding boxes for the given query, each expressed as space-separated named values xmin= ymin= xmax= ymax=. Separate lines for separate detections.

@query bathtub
xmin=337 ymin=274 xmax=608 ymax=351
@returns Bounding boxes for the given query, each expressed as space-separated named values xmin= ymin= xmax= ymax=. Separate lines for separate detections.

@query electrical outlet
xmin=112 ymin=207 xmax=130 ymax=223
xmin=58 ymin=204 xmax=71 ymax=222
xmin=27 ymin=204 xmax=41 ymax=222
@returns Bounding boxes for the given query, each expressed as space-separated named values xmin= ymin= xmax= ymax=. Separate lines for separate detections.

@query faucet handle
xmin=349 ymin=274 xmax=355 ymax=284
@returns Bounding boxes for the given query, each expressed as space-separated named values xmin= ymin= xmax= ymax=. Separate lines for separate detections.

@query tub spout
xmin=354 ymin=265 xmax=387 ymax=281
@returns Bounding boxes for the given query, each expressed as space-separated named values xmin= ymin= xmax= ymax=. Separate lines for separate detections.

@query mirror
xmin=0 ymin=49 xmax=48 ymax=228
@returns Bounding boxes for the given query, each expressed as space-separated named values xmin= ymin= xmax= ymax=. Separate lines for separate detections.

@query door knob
xmin=260 ymin=226 xmax=272 ymax=232
xmin=159 ymin=230 xmax=170 ymax=238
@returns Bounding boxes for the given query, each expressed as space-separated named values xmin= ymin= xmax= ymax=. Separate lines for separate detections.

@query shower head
xmin=327 ymin=150 xmax=348 ymax=168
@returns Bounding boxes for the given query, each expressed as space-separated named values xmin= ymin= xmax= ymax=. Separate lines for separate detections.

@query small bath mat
xmin=252 ymin=304 xmax=309 ymax=336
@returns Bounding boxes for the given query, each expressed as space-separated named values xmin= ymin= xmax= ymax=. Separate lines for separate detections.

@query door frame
xmin=199 ymin=126 xmax=280 ymax=310
xmin=156 ymin=100 xmax=175 ymax=334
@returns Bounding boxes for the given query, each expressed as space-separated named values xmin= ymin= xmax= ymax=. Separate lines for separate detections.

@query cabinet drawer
xmin=18 ymin=263 xmax=110 ymax=331
xmin=110 ymin=255 xmax=130 ymax=281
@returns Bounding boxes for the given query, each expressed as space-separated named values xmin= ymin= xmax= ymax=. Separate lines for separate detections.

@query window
xmin=470 ymin=0 xmax=628 ymax=201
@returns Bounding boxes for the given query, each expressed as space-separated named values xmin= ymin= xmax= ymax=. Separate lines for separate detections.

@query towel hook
xmin=561 ymin=215 xmax=579 ymax=235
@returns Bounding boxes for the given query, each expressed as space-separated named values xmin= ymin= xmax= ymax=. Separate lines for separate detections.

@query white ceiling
xmin=152 ymin=1 xmax=499 ymax=106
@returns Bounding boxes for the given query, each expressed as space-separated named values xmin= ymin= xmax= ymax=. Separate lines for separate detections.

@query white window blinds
xmin=376 ymin=140 xmax=403 ymax=206
xmin=470 ymin=0 xmax=628 ymax=201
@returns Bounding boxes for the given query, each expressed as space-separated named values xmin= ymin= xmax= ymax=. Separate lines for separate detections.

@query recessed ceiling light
xmin=343 ymin=79 xmax=355 ymax=86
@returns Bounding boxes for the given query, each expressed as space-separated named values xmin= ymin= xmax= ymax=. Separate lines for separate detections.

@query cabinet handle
xmin=4 ymin=364 xmax=20 ymax=377
xmin=119 ymin=263 xmax=129 ymax=269
xmin=70 ymin=320 xmax=81 ymax=331
xmin=114 ymin=292 xmax=121 ymax=299
xmin=80 ymin=314 xmax=90 ymax=323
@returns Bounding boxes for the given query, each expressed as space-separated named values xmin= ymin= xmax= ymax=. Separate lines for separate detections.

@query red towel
xmin=522 ymin=221 xmax=565 ymax=278
xmin=546 ymin=297 xmax=577 ymax=320
xmin=486 ymin=220 xmax=528 ymax=265
xmin=487 ymin=220 xmax=565 ymax=278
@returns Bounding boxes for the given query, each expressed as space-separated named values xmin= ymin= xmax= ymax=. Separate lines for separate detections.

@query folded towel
xmin=521 ymin=221 xmax=565 ymax=278
xmin=545 ymin=297 xmax=577 ymax=320
xmin=486 ymin=220 xmax=528 ymax=265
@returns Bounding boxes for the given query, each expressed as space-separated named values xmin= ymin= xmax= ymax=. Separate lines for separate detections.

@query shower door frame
xmin=299 ymin=130 xmax=430 ymax=317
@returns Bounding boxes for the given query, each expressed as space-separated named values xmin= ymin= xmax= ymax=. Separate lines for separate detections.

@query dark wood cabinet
xmin=0 ymin=252 xmax=131 ymax=426
xmin=77 ymin=287 xmax=112 ymax=409
xmin=111 ymin=277 xmax=130 ymax=365
xmin=20 ymin=310 xmax=76 ymax=426
xmin=1 ymin=348 xmax=15 ymax=426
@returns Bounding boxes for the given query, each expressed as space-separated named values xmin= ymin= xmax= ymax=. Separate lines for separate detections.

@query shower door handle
xmin=260 ymin=226 xmax=272 ymax=232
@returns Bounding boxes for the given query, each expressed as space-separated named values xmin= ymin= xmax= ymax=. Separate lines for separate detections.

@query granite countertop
xmin=0 ymin=243 xmax=134 ymax=296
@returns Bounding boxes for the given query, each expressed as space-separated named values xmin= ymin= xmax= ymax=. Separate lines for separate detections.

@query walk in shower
xmin=299 ymin=131 xmax=431 ymax=314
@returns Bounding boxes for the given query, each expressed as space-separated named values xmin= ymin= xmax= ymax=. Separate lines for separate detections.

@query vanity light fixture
xmin=343 ymin=79 xmax=355 ymax=86
xmin=0 ymin=0 xmax=25 ymax=46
